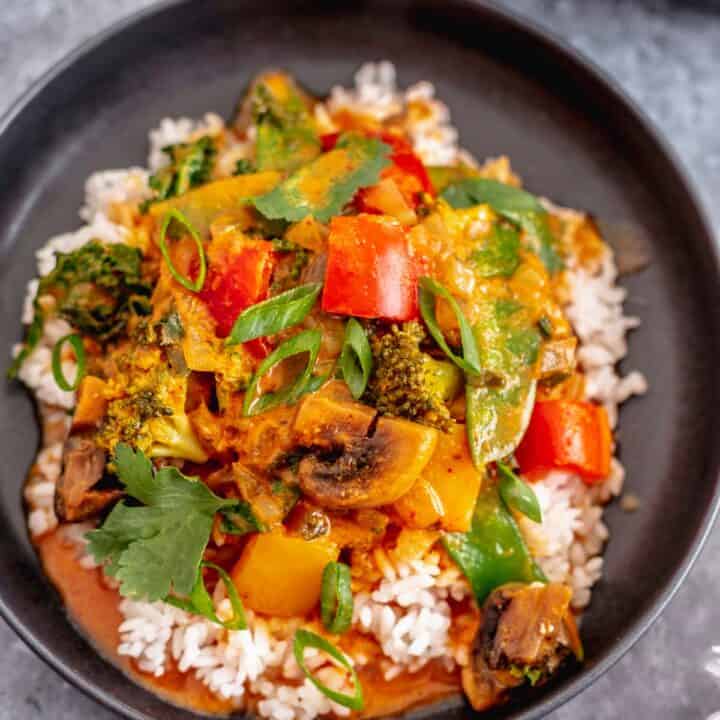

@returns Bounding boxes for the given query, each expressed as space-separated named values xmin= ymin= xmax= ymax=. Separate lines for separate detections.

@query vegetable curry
xmin=16 ymin=69 xmax=616 ymax=717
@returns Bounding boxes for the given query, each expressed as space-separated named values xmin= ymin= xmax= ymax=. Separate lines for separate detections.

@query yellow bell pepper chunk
xmin=231 ymin=531 xmax=339 ymax=617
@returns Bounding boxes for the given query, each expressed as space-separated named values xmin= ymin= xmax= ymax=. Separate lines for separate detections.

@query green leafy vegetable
xmin=443 ymin=483 xmax=545 ymax=605
xmin=166 ymin=561 xmax=247 ymax=630
xmin=159 ymin=209 xmax=207 ymax=292
xmin=418 ymin=277 xmax=482 ymax=375
xmin=320 ymin=562 xmax=353 ymax=634
xmin=497 ymin=460 xmax=542 ymax=523
xmin=51 ymin=334 xmax=86 ymax=391
xmin=251 ymin=77 xmax=321 ymax=173
xmin=9 ymin=241 xmax=151 ymax=378
xmin=252 ymin=133 xmax=391 ymax=223
xmin=537 ymin=315 xmax=553 ymax=339
xmin=440 ymin=178 xmax=563 ymax=273
xmin=86 ymin=444 xmax=237 ymax=601
xmin=227 ymin=283 xmax=322 ymax=346
xmin=243 ymin=329 xmax=322 ymax=416
xmin=146 ymin=136 xmax=216 ymax=207
xmin=339 ymin=319 xmax=372 ymax=400
xmin=219 ymin=501 xmax=267 ymax=535
xmin=293 ymin=629 xmax=364 ymax=710
xmin=470 ymin=222 xmax=521 ymax=278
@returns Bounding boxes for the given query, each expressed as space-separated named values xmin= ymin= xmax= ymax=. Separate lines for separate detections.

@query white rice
xmin=17 ymin=60 xmax=649 ymax=718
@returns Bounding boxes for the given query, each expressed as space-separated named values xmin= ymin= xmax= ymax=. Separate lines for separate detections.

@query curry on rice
xmin=12 ymin=62 xmax=646 ymax=718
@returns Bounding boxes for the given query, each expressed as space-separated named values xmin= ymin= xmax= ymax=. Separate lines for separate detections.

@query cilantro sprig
xmin=86 ymin=444 xmax=245 ymax=606
xmin=252 ymin=133 xmax=391 ymax=223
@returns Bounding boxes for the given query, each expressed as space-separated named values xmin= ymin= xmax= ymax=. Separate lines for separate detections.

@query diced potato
xmin=231 ymin=531 xmax=338 ymax=617
xmin=422 ymin=424 xmax=482 ymax=532
xmin=71 ymin=376 xmax=108 ymax=431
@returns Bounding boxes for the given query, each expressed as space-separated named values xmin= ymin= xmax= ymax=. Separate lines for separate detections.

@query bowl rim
xmin=1 ymin=1 xmax=719 ymax=718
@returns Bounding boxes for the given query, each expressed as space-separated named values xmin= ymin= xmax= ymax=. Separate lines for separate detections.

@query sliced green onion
xmin=227 ymin=283 xmax=322 ymax=346
xmin=243 ymin=329 xmax=322 ymax=416
xmin=51 ymin=334 xmax=86 ymax=391
xmin=497 ymin=460 xmax=542 ymax=523
xmin=293 ymin=629 xmax=364 ymax=710
xmin=418 ymin=277 xmax=482 ymax=375
xmin=320 ymin=562 xmax=353 ymax=634
xmin=219 ymin=501 xmax=267 ymax=535
xmin=338 ymin=319 xmax=372 ymax=400
xmin=166 ymin=561 xmax=246 ymax=630
xmin=159 ymin=209 xmax=206 ymax=292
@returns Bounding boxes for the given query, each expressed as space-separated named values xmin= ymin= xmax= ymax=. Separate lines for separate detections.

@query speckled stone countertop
xmin=1 ymin=1 xmax=719 ymax=718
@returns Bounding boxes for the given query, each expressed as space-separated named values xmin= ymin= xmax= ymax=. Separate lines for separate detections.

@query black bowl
xmin=1 ymin=1 xmax=719 ymax=718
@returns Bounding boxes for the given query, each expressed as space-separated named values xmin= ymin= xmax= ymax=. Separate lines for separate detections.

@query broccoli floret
xmin=96 ymin=347 xmax=207 ymax=463
xmin=365 ymin=322 xmax=463 ymax=431
xmin=144 ymin=135 xmax=216 ymax=208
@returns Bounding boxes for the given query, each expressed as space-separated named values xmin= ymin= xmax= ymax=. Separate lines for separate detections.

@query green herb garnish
xmin=227 ymin=283 xmax=322 ymax=346
xmin=441 ymin=178 xmax=563 ymax=273
xmin=86 ymin=444 xmax=239 ymax=602
xmin=166 ymin=561 xmax=246 ymax=630
xmin=418 ymin=277 xmax=481 ymax=375
xmin=159 ymin=209 xmax=207 ymax=292
xmin=293 ymin=629 xmax=364 ymax=710
xmin=242 ymin=329 xmax=322 ymax=416
xmin=252 ymin=133 xmax=391 ymax=224
xmin=51 ymin=334 xmax=86 ymax=391
xmin=320 ymin=562 xmax=353 ymax=635
xmin=219 ymin=501 xmax=267 ymax=535
xmin=338 ymin=319 xmax=372 ymax=400
xmin=470 ymin=222 xmax=521 ymax=278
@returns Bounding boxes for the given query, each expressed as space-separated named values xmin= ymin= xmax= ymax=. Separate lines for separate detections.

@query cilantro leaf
xmin=86 ymin=444 xmax=236 ymax=601
xmin=440 ymin=178 xmax=563 ymax=273
xmin=252 ymin=133 xmax=392 ymax=223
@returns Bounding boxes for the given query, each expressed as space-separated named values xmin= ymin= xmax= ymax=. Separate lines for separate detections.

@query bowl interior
xmin=0 ymin=1 xmax=719 ymax=719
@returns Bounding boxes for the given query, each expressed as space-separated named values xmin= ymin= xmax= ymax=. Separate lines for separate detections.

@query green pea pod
xmin=443 ymin=482 xmax=545 ymax=605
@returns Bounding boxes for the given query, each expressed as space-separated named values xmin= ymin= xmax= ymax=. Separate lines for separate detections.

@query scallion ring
xmin=242 ymin=329 xmax=322 ymax=416
xmin=419 ymin=277 xmax=482 ymax=375
xmin=51 ymin=334 xmax=86 ymax=391
xmin=293 ymin=629 xmax=364 ymax=710
xmin=320 ymin=562 xmax=353 ymax=634
xmin=166 ymin=561 xmax=247 ymax=631
xmin=159 ymin=209 xmax=206 ymax=292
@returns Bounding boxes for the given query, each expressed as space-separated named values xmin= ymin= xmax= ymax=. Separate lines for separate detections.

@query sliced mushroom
xmin=292 ymin=384 xmax=438 ymax=509
xmin=54 ymin=437 xmax=121 ymax=522
xmin=462 ymin=582 xmax=582 ymax=711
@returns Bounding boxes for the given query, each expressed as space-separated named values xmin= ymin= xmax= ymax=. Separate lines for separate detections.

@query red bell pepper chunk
xmin=515 ymin=400 xmax=612 ymax=483
xmin=321 ymin=214 xmax=418 ymax=321
xmin=380 ymin=132 xmax=434 ymax=196
xmin=200 ymin=241 xmax=276 ymax=357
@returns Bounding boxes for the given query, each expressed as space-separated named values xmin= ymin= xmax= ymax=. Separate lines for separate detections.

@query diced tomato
xmin=380 ymin=132 xmax=434 ymax=195
xmin=515 ymin=400 xmax=612 ymax=483
xmin=199 ymin=241 xmax=276 ymax=355
xmin=321 ymin=214 xmax=418 ymax=321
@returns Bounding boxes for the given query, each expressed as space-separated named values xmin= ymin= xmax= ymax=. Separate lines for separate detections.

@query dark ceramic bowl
xmin=1 ymin=1 xmax=719 ymax=718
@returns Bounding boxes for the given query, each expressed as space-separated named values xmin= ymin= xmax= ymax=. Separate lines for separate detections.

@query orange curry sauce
xmin=37 ymin=530 xmax=460 ymax=718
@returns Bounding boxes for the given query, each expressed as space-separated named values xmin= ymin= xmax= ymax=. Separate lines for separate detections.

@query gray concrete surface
xmin=1 ymin=0 xmax=719 ymax=717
